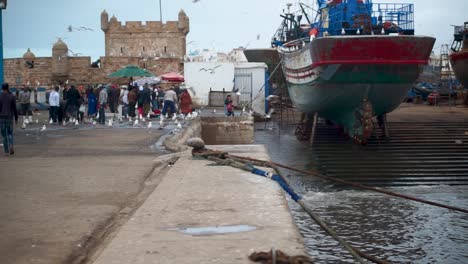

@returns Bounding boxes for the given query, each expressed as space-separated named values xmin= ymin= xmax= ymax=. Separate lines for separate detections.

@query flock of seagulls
xmin=20 ymin=106 xmax=266 ymax=134
xmin=20 ymin=109 xmax=202 ymax=134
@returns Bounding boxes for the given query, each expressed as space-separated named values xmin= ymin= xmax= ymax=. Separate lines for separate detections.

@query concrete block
xmin=201 ymin=116 xmax=254 ymax=145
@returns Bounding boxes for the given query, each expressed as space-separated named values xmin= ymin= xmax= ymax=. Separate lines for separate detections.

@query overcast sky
xmin=2 ymin=0 xmax=467 ymax=60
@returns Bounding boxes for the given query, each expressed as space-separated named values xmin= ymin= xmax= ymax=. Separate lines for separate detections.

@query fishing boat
xmin=246 ymin=0 xmax=435 ymax=143
xmin=450 ymin=22 xmax=468 ymax=88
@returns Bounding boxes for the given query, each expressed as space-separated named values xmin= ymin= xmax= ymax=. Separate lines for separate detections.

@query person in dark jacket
xmin=0 ymin=83 xmax=19 ymax=155
xmin=142 ymin=83 xmax=152 ymax=116
xmin=127 ymin=87 xmax=137 ymax=119
xmin=66 ymin=85 xmax=81 ymax=122
xmin=108 ymin=85 xmax=119 ymax=113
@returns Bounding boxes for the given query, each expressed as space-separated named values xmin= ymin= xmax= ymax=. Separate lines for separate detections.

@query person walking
xmin=49 ymin=86 xmax=60 ymax=124
xmin=128 ymin=87 xmax=137 ymax=119
xmin=137 ymin=86 xmax=145 ymax=117
xmin=98 ymin=86 xmax=108 ymax=124
xmin=87 ymin=87 xmax=98 ymax=119
xmin=151 ymin=84 xmax=159 ymax=112
xmin=161 ymin=88 xmax=178 ymax=117
xmin=179 ymin=89 xmax=192 ymax=115
xmin=66 ymin=85 xmax=81 ymax=122
xmin=19 ymin=86 xmax=31 ymax=121
xmin=120 ymin=86 xmax=129 ymax=119
xmin=108 ymin=85 xmax=119 ymax=114
xmin=225 ymin=94 xmax=234 ymax=116
xmin=142 ymin=83 xmax=151 ymax=116
xmin=0 ymin=83 xmax=19 ymax=156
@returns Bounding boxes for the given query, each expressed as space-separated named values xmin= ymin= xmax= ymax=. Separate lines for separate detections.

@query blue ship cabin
xmin=314 ymin=0 xmax=414 ymax=36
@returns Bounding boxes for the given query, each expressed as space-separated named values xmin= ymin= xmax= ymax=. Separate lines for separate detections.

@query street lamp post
xmin=159 ymin=0 xmax=162 ymax=22
xmin=0 ymin=0 xmax=7 ymax=85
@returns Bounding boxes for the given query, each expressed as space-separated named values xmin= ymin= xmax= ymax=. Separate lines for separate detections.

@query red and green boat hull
xmin=450 ymin=50 xmax=468 ymax=88
xmin=281 ymin=35 xmax=435 ymax=138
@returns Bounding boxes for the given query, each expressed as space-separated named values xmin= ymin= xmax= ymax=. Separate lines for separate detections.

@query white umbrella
xmin=135 ymin=76 xmax=161 ymax=86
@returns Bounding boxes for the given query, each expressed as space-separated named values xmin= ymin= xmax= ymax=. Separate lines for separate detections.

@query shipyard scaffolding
xmin=437 ymin=44 xmax=456 ymax=106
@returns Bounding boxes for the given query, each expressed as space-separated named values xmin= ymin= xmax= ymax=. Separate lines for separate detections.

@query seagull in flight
xmin=68 ymin=25 xmax=94 ymax=32
xmin=199 ymin=65 xmax=222 ymax=74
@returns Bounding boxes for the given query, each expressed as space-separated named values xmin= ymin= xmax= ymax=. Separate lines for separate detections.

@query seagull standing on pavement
xmin=40 ymin=125 xmax=46 ymax=131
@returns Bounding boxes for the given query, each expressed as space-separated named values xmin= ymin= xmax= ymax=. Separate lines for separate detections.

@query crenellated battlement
xmin=103 ymin=12 xmax=188 ymax=35
xmin=107 ymin=20 xmax=183 ymax=33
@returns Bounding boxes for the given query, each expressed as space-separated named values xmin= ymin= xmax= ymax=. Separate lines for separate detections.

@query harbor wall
xmin=4 ymin=56 xmax=181 ymax=87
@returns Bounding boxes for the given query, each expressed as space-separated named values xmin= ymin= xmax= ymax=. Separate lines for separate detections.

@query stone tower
xmin=51 ymin=38 xmax=70 ymax=82
xmin=101 ymin=10 xmax=109 ymax=32
xmin=178 ymin=9 xmax=190 ymax=57
xmin=22 ymin=48 xmax=35 ymax=68
xmin=100 ymin=10 xmax=190 ymax=60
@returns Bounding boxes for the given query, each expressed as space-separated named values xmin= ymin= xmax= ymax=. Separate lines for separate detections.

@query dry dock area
xmin=91 ymin=145 xmax=305 ymax=264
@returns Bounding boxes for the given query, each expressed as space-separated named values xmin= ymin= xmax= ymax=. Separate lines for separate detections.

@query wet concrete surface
xmin=0 ymin=122 xmax=168 ymax=264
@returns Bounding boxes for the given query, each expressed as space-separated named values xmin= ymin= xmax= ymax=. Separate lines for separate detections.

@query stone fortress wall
xmin=3 ymin=9 xmax=189 ymax=88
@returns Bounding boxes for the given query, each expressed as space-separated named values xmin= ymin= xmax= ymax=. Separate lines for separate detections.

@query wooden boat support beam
xmin=310 ymin=112 xmax=319 ymax=146
xmin=377 ymin=113 xmax=390 ymax=139
xmin=383 ymin=114 xmax=390 ymax=139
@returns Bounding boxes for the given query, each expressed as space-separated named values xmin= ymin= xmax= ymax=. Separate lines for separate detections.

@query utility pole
xmin=159 ymin=0 xmax=162 ymax=22
xmin=0 ymin=0 xmax=7 ymax=85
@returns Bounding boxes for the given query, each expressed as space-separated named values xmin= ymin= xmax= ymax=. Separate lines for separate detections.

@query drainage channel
xmin=313 ymin=122 xmax=468 ymax=187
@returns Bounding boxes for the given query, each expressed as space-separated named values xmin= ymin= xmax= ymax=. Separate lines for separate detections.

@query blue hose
xmin=251 ymin=168 xmax=302 ymax=202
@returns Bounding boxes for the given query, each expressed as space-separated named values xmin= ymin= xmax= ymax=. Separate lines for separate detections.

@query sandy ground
xmin=0 ymin=120 xmax=168 ymax=264
xmin=387 ymin=103 xmax=468 ymax=122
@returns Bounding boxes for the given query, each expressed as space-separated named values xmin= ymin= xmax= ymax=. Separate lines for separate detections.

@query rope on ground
xmin=249 ymin=249 xmax=313 ymax=264
xmin=191 ymin=147 xmax=386 ymax=264
xmin=226 ymin=154 xmax=468 ymax=214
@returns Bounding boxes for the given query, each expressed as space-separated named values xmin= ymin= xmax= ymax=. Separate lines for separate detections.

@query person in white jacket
xmin=49 ymin=86 xmax=60 ymax=124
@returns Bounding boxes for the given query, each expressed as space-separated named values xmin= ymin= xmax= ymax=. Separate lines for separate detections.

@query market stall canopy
xmin=161 ymin=72 xmax=184 ymax=82
xmin=109 ymin=65 xmax=155 ymax=78
xmin=135 ymin=76 xmax=161 ymax=86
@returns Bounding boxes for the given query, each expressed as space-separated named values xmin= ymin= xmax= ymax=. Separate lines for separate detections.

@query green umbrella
xmin=108 ymin=64 xmax=155 ymax=78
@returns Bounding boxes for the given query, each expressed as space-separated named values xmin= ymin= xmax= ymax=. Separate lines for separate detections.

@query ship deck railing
xmin=279 ymin=38 xmax=310 ymax=53
xmin=323 ymin=2 xmax=414 ymax=36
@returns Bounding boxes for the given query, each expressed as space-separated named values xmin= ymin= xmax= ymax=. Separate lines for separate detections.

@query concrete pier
xmin=92 ymin=145 xmax=305 ymax=263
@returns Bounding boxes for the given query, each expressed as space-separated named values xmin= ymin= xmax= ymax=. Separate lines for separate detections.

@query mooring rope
xmin=226 ymin=154 xmax=468 ymax=214
xmin=200 ymin=154 xmax=387 ymax=264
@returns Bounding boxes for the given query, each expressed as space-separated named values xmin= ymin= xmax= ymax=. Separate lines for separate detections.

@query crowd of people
xmin=43 ymin=80 xmax=193 ymax=125
xmin=0 ymin=80 xmax=194 ymax=156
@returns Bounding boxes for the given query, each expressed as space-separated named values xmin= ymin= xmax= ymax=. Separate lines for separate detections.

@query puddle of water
xmin=168 ymin=225 xmax=257 ymax=236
